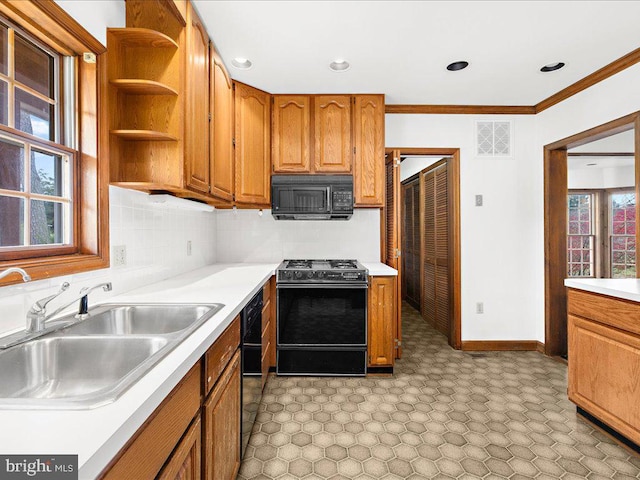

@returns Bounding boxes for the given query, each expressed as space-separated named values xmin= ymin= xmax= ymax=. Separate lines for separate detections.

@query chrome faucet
xmin=0 ymin=267 xmax=31 ymax=283
xmin=26 ymin=282 xmax=71 ymax=332
xmin=27 ymin=281 xmax=113 ymax=332
xmin=0 ymin=281 xmax=113 ymax=349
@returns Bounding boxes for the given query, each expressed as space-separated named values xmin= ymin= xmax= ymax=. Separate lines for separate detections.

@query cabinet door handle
xmin=207 ymin=376 xmax=212 ymax=384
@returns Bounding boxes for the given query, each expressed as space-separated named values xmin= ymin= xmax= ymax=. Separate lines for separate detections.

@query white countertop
xmin=565 ymin=278 xmax=640 ymax=303
xmin=363 ymin=262 xmax=398 ymax=276
xmin=0 ymin=263 xmax=278 ymax=480
xmin=0 ymin=260 xmax=395 ymax=479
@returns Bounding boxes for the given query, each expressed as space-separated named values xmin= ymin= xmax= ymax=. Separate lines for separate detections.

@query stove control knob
xmin=307 ymin=271 xmax=314 ymax=279
xmin=285 ymin=271 xmax=292 ymax=278
xmin=295 ymin=271 xmax=302 ymax=279
xmin=317 ymin=271 xmax=325 ymax=279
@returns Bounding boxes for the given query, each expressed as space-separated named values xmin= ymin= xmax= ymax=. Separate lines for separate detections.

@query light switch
xmin=475 ymin=195 xmax=483 ymax=207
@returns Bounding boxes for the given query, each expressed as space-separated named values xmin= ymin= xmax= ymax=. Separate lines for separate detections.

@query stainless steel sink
xmin=0 ymin=303 xmax=224 ymax=409
xmin=0 ymin=336 xmax=169 ymax=408
xmin=62 ymin=304 xmax=218 ymax=336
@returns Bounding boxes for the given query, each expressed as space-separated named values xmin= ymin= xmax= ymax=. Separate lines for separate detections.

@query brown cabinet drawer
xmin=262 ymin=301 xmax=271 ymax=336
xmin=263 ymin=281 xmax=271 ymax=304
xmin=100 ymin=362 xmax=201 ymax=480
xmin=568 ymin=288 xmax=640 ymax=336
xmin=261 ymin=320 xmax=270 ymax=360
xmin=204 ymin=316 xmax=240 ymax=396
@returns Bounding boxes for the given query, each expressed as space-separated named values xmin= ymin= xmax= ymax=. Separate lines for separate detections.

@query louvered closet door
xmin=385 ymin=157 xmax=396 ymax=266
xmin=402 ymin=179 xmax=421 ymax=310
xmin=434 ymin=166 xmax=450 ymax=336
xmin=422 ymin=171 xmax=436 ymax=327
xmin=385 ymin=151 xmax=402 ymax=359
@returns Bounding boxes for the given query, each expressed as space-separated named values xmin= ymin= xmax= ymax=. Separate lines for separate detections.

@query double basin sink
xmin=0 ymin=303 xmax=224 ymax=409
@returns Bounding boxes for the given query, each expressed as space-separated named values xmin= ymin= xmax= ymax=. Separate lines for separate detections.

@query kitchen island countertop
xmin=564 ymin=278 xmax=640 ymax=303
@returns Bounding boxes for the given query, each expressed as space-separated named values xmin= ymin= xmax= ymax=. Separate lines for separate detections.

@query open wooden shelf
xmin=111 ymin=130 xmax=178 ymax=141
xmin=109 ymin=28 xmax=179 ymax=49
xmin=110 ymin=79 xmax=178 ymax=96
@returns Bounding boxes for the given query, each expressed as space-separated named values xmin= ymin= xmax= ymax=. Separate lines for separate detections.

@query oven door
xmin=276 ymin=283 xmax=368 ymax=376
xmin=277 ymin=284 xmax=367 ymax=347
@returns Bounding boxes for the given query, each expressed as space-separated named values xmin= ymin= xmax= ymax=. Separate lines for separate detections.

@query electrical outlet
xmin=112 ymin=245 xmax=126 ymax=266
xmin=187 ymin=240 xmax=192 ymax=256
xmin=476 ymin=302 xmax=484 ymax=314
xmin=475 ymin=195 xmax=483 ymax=207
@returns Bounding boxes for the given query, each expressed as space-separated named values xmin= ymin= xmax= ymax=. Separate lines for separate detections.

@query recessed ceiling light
xmin=446 ymin=61 xmax=469 ymax=71
xmin=329 ymin=59 xmax=350 ymax=72
xmin=231 ymin=57 xmax=252 ymax=70
xmin=586 ymin=163 xmax=597 ymax=166
xmin=540 ymin=62 xmax=565 ymax=72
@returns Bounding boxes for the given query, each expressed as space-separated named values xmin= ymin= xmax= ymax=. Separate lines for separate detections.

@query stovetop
xmin=277 ymin=259 xmax=368 ymax=284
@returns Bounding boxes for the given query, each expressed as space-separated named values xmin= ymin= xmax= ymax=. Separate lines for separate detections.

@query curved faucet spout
xmin=0 ymin=267 xmax=31 ymax=283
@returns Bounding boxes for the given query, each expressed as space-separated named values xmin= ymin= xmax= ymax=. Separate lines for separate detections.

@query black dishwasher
xmin=241 ymin=290 xmax=263 ymax=458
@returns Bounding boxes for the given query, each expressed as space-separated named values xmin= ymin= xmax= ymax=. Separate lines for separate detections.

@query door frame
xmin=384 ymin=147 xmax=461 ymax=350
xmin=544 ymin=112 xmax=640 ymax=357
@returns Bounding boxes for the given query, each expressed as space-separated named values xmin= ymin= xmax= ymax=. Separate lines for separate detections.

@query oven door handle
xmin=277 ymin=283 xmax=368 ymax=289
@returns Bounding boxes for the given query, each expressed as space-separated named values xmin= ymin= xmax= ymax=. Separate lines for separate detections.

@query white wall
xmin=386 ymin=63 xmax=640 ymax=343
xmin=53 ymin=0 xmax=125 ymax=46
xmin=386 ymin=114 xmax=540 ymax=341
xmin=216 ymin=208 xmax=380 ymax=263
xmin=568 ymin=165 xmax=635 ymax=189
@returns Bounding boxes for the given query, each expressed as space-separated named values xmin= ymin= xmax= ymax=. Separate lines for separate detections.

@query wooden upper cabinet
xmin=314 ymin=95 xmax=352 ymax=173
xmin=185 ymin=5 xmax=210 ymax=194
xmin=234 ymin=82 xmax=271 ymax=205
xmin=210 ymin=46 xmax=234 ymax=201
xmin=272 ymin=96 xmax=311 ymax=173
xmin=354 ymin=95 xmax=385 ymax=206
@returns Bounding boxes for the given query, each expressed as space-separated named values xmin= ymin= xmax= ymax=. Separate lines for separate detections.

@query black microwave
xmin=271 ymin=175 xmax=354 ymax=220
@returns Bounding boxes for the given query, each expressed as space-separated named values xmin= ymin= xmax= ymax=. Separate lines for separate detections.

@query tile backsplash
xmin=0 ymin=186 xmax=217 ymax=336
xmin=215 ymin=208 xmax=381 ymax=262
xmin=0 ymin=188 xmax=381 ymax=337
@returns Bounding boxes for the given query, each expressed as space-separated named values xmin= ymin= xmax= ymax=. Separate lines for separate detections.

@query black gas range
xmin=276 ymin=259 xmax=368 ymax=284
xmin=276 ymin=259 xmax=369 ymax=376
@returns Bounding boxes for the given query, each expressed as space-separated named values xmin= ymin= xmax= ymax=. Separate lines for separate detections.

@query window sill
xmin=0 ymin=253 xmax=109 ymax=287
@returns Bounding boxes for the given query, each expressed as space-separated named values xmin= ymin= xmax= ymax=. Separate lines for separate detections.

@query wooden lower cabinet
xmin=158 ymin=415 xmax=202 ymax=480
xmin=567 ymin=288 xmax=640 ymax=446
xmin=203 ymin=351 xmax=241 ymax=480
xmin=368 ymin=276 xmax=397 ymax=367
xmin=100 ymin=317 xmax=242 ymax=480
xmin=100 ymin=363 xmax=201 ymax=480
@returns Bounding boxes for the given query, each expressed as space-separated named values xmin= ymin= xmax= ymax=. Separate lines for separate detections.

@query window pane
xmin=30 ymin=199 xmax=64 ymax=245
xmin=0 ymin=137 xmax=25 ymax=191
xmin=0 ymin=195 xmax=25 ymax=247
xmin=15 ymin=88 xmax=54 ymax=141
xmin=14 ymin=34 xmax=54 ymax=97
xmin=31 ymin=149 xmax=63 ymax=197
xmin=0 ymin=23 xmax=7 ymax=75
xmin=0 ymin=80 xmax=7 ymax=125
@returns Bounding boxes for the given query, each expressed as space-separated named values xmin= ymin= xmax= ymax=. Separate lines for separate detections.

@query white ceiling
xmin=193 ymin=1 xmax=640 ymax=105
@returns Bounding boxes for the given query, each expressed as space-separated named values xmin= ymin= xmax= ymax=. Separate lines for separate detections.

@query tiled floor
xmin=239 ymin=303 xmax=640 ymax=479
